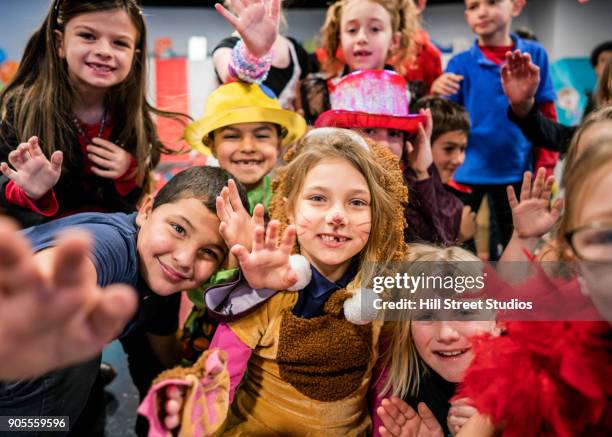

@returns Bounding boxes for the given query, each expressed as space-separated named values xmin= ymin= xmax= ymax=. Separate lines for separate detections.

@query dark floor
xmin=102 ymin=340 xmax=139 ymax=437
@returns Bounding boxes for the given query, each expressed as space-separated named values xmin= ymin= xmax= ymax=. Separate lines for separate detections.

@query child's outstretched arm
xmin=0 ymin=136 xmax=62 ymax=201
xmin=406 ymin=109 xmax=434 ymax=181
xmin=214 ymin=0 xmax=281 ymax=83
xmin=0 ymin=218 xmax=137 ymax=380
xmin=216 ymin=178 xmax=265 ymax=269
xmin=501 ymin=50 xmax=541 ymax=118
xmin=503 ymin=50 xmax=573 ymax=153
xmin=500 ymin=168 xmax=563 ymax=263
xmin=231 ymin=219 xmax=298 ymax=291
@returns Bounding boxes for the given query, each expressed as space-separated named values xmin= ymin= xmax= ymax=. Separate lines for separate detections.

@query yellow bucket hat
xmin=184 ymin=82 xmax=307 ymax=156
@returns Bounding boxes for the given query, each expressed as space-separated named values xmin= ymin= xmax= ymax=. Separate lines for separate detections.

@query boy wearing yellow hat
xmin=179 ymin=82 xmax=305 ymax=366
xmin=185 ymin=82 xmax=306 ymax=214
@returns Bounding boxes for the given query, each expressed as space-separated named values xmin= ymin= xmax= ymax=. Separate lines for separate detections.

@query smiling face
xmin=289 ymin=159 xmax=372 ymax=282
xmin=464 ymin=0 xmax=520 ymax=44
xmin=340 ymin=0 xmax=399 ymax=72
xmin=411 ymin=319 xmax=496 ymax=382
xmin=431 ymin=130 xmax=467 ymax=184
xmin=55 ymin=9 xmax=138 ymax=94
xmin=213 ymin=122 xmax=281 ymax=191
xmin=136 ymin=197 xmax=227 ymax=296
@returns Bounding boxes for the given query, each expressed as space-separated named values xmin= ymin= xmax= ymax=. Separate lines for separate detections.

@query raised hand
xmin=431 ymin=73 xmax=463 ymax=97
xmin=0 ymin=218 xmax=137 ymax=380
xmin=0 ymin=136 xmax=63 ymax=201
xmin=447 ymin=397 xmax=479 ymax=436
xmin=87 ymin=137 xmax=135 ymax=180
xmin=507 ymin=168 xmax=563 ymax=239
xmin=215 ymin=0 xmax=281 ymax=58
xmin=216 ymin=178 xmax=264 ymax=252
xmin=407 ymin=108 xmax=433 ymax=180
xmin=378 ymin=397 xmax=444 ymax=437
xmin=230 ymin=220 xmax=298 ymax=290
xmin=501 ymin=50 xmax=541 ymax=117
xmin=459 ymin=205 xmax=477 ymax=243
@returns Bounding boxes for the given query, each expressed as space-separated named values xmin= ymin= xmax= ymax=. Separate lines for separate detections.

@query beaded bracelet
xmin=229 ymin=39 xmax=274 ymax=84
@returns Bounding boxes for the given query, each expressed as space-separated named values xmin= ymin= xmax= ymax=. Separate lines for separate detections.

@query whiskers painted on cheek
xmin=297 ymin=209 xmax=313 ymax=224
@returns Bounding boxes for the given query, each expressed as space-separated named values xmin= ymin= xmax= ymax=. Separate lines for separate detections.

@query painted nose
xmin=326 ymin=209 xmax=347 ymax=226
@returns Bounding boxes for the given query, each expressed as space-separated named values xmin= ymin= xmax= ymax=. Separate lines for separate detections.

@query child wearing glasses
xmin=453 ymin=135 xmax=612 ymax=437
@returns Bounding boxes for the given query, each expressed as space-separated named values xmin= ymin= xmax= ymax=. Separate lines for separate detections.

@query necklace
xmin=74 ymin=108 xmax=107 ymax=144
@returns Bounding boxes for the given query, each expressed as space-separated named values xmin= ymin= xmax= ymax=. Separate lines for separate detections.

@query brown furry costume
xmin=145 ymin=130 xmax=409 ymax=436
xmin=217 ymin=131 xmax=409 ymax=435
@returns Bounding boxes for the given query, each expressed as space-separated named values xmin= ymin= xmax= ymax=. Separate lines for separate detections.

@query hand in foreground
xmin=230 ymin=220 xmax=298 ymax=290
xmin=0 ymin=218 xmax=137 ymax=380
xmin=216 ymin=178 xmax=264 ymax=252
xmin=378 ymin=397 xmax=444 ymax=437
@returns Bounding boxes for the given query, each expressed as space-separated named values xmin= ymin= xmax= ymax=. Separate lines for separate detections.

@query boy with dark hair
xmin=0 ymin=166 xmax=250 ymax=436
xmin=406 ymin=96 xmax=475 ymax=246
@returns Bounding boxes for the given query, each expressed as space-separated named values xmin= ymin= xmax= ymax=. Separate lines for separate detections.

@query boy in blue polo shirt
xmin=431 ymin=0 xmax=556 ymax=259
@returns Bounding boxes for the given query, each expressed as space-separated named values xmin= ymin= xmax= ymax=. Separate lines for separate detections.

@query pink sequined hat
xmin=315 ymin=69 xmax=425 ymax=133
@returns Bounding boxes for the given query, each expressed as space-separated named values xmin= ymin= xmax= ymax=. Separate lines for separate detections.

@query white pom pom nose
xmin=344 ymin=288 xmax=379 ymax=325
xmin=287 ymin=254 xmax=312 ymax=291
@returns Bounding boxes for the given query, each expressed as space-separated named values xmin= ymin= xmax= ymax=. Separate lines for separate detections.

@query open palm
xmin=501 ymin=50 xmax=540 ymax=111
xmin=378 ymin=398 xmax=444 ymax=437
xmin=215 ymin=0 xmax=280 ymax=58
xmin=508 ymin=168 xmax=563 ymax=239
xmin=216 ymin=179 xmax=265 ymax=251
xmin=231 ymin=220 xmax=298 ymax=290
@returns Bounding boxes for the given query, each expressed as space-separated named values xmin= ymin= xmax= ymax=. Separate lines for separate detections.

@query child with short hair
xmin=431 ymin=0 xmax=557 ymax=259
xmin=184 ymin=82 xmax=306 ymax=216
xmin=0 ymin=166 xmax=249 ymax=434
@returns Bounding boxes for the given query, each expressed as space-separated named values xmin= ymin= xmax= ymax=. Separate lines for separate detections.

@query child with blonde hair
xmin=372 ymin=244 xmax=499 ymax=436
xmin=455 ymin=138 xmax=612 ymax=436
xmin=302 ymin=0 xmax=418 ymax=124
xmin=141 ymin=127 xmax=409 ymax=435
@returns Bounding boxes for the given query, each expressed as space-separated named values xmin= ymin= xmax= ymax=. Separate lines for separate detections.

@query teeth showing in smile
xmin=320 ymin=235 xmax=348 ymax=242
xmin=435 ymin=349 xmax=468 ymax=357
xmin=88 ymin=63 xmax=113 ymax=72
xmin=233 ymin=160 xmax=262 ymax=166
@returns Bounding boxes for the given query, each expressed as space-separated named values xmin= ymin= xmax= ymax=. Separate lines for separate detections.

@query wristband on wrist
xmin=229 ymin=39 xmax=273 ymax=84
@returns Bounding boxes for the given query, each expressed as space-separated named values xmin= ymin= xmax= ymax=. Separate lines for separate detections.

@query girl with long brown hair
xmin=0 ymin=0 xmax=186 ymax=227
